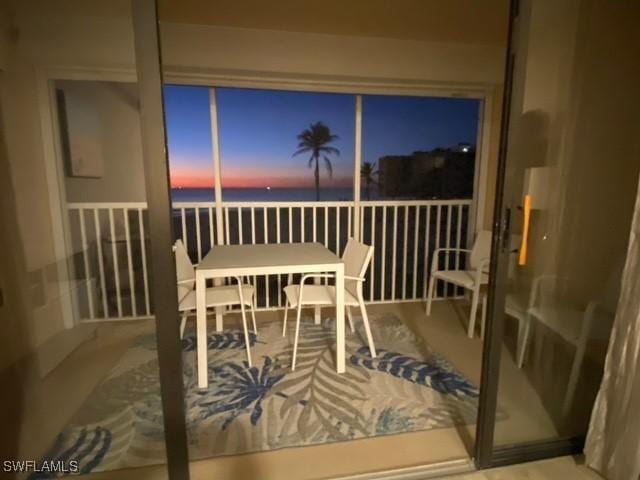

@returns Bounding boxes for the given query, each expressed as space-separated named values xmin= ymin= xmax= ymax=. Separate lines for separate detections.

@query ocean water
xmin=171 ymin=187 xmax=370 ymax=203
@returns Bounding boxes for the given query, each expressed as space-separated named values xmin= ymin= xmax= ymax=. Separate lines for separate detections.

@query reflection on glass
xmin=492 ymin=0 xmax=637 ymax=448
xmin=0 ymin=2 xmax=168 ymax=476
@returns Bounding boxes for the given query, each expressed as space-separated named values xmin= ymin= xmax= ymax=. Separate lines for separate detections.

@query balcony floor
xmin=30 ymin=300 xmax=564 ymax=479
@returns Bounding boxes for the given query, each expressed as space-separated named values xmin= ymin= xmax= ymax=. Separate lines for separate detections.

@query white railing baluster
xmin=391 ymin=205 xmax=398 ymax=301
xmin=108 ymin=208 xmax=122 ymax=317
xmin=196 ymin=207 xmax=202 ymax=262
xmin=447 ymin=204 xmax=453 ymax=253
xmin=381 ymin=205 xmax=387 ymax=301
xmin=78 ymin=208 xmax=95 ymax=319
xmin=324 ymin=206 xmax=329 ymax=285
xmin=139 ymin=208 xmax=150 ymax=316
xmin=94 ymin=209 xmax=109 ymax=317
xmin=180 ymin=207 xmax=187 ymax=247
xmin=224 ymin=207 xmax=230 ymax=244
xmin=251 ymin=207 xmax=256 ymax=243
xmin=312 ymin=206 xmax=316 ymax=243
xmin=336 ymin=206 xmax=341 ymax=255
xmin=251 ymin=207 xmax=257 ymax=298
xmin=422 ymin=205 xmax=431 ymax=299
xmin=263 ymin=207 xmax=268 ymax=244
xmin=370 ymin=206 xmax=376 ymax=301
xmin=456 ymin=204 xmax=463 ymax=272
xmin=402 ymin=205 xmax=409 ymax=299
xmin=347 ymin=206 xmax=352 ymax=244
xmin=412 ymin=205 xmax=420 ymax=299
xmin=238 ymin=207 xmax=243 ymax=244
xmin=263 ymin=207 xmax=269 ymax=308
xmin=276 ymin=207 xmax=282 ymax=306
xmin=324 ymin=206 xmax=329 ymax=247
xmin=288 ymin=206 xmax=293 ymax=243
xmin=446 ymin=205 xmax=453 ymax=297
xmin=435 ymin=205 xmax=442 ymax=298
xmin=123 ymin=208 xmax=137 ymax=317
xmin=209 ymin=207 xmax=214 ymax=246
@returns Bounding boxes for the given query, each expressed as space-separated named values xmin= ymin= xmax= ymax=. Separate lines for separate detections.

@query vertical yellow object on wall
xmin=519 ymin=194 xmax=532 ymax=266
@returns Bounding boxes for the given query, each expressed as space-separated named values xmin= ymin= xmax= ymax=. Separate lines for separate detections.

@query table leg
xmin=314 ymin=277 xmax=321 ymax=325
xmin=214 ymin=278 xmax=224 ymax=331
xmin=215 ymin=308 xmax=224 ymax=331
xmin=196 ymin=273 xmax=208 ymax=388
xmin=335 ymin=264 xmax=345 ymax=373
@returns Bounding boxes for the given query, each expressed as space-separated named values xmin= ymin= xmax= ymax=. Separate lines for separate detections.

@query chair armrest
xmin=433 ymin=247 xmax=472 ymax=256
xmin=300 ymin=273 xmax=335 ymax=284
xmin=432 ymin=248 xmax=473 ymax=272
xmin=344 ymin=274 xmax=366 ymax=282
xmin=297 ymin=273 xmax=335 ymax=305
xmin=177 ymin=279 xmax=195 ymax=285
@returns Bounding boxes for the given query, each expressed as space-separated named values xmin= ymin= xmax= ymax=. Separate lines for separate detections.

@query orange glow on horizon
xmin=171 ymin=176 xmax=353 ymax=189
xmin=171 ymin=174 xmax=214 ymax=189
xmin=171 ymin=166 xmax=352 ymax=189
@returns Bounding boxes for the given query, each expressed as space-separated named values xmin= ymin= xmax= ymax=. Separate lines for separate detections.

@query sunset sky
xmin=164 ymin=85 xmax=479 ymax=189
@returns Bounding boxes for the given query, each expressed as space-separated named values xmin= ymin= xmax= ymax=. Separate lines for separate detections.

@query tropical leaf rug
xmin=39 ymin=313 xmax=496 ymax=475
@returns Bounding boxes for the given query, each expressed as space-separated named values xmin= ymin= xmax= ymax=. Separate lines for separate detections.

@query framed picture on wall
xmin=56 ymin=89 xmax=104 ymax=178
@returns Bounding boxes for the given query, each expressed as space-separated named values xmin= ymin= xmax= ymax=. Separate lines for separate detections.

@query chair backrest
xmin=342 ymin=238 xmax=374 ymax=297
xmin=470 ymin=230 xmax=492 ymax=270
xmin=174 ymin=239 xmax=195 ymax=302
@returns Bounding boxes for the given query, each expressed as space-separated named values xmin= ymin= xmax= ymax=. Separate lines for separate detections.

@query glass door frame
xmin=474 ymin=0 xmax=586 ymax=469
xmin=131 ymin=1 xmax=191 ymax=477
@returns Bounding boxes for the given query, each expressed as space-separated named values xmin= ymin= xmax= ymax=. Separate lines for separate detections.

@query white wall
xmin=160 ymin=23 xmax=505 ymax=85
xmin=59 ymin=80 xmax=146 ymax=203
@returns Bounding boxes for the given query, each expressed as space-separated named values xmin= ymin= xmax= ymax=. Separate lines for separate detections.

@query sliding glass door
xmin=0 ymin=1 xmax=188 ymax=478
xmin=477 ymin=0 xmax=640 ymax=467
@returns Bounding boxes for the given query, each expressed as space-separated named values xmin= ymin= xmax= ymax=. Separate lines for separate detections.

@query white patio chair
xmin=282 ymin=238 xmax=377 ymax=371
xmin=173 ymin=239 xmax=257 ymax=365
xmin=425 ymin=230 xmax=492 ymax=338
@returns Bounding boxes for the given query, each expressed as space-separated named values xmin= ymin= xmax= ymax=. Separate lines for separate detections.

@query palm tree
xmin=293 ymin=122 xmax=340 ymax=201
xmin=360 ymin=161 xmax=379 ymax=200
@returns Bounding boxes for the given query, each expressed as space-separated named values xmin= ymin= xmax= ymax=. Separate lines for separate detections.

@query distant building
xmin=378 ymin=147 xmax=476 ymax=199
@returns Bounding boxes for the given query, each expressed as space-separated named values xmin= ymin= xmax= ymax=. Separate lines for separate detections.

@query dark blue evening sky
xmin=216 ymin=88 xmax=355 ymax=188
xmin=164 ymin=85 xmax=479 ymax=188
xmin=362 ymin=95 xmax=479 ymax=165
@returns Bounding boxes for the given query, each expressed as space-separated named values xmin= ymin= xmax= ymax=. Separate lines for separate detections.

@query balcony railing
xmin=66 ymin=199 xmax=473 ymax=322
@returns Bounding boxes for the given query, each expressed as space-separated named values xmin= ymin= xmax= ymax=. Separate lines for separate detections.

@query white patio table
xmin=195 ymin=242 xmax=345 ymax=388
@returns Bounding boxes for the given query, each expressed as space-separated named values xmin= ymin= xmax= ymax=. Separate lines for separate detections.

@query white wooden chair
xmin=282 ymin=238 xmax=377 ymax=371
xmin=173 ymin=239 xmax=257 ymax=365
xmin=425 ymin=230 xmax=492 ymax=338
